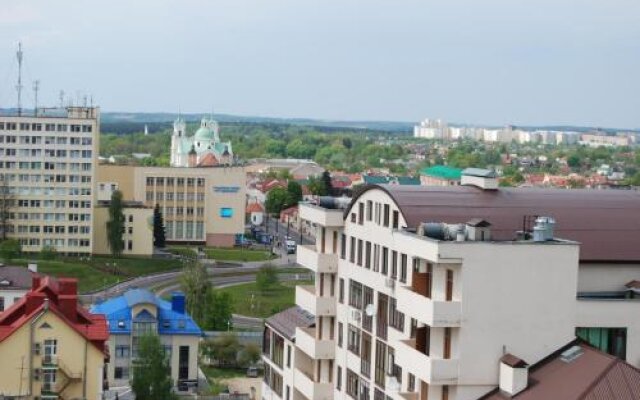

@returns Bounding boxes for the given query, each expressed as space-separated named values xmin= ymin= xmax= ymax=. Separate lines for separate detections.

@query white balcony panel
xmin=297 ymin=244 xmax=338 ymax=273
xmin=295 ymin=327 xmax=336 ymax=359
xmin=294 ymin=368 xmax=333 ymax=400
xmin=396 ymin=286 xmax=461 ymax=327
xmin=296 ymin=285 xmax=336 ymax=316
xmin=396 ymin=339 xmax=459 ymax=385
xmin=299 ymin=204 xmax=344 ymax=227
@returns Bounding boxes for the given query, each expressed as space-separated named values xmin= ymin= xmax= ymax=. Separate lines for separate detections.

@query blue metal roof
xmin=90 ymin=289 xmax=202 ymax=336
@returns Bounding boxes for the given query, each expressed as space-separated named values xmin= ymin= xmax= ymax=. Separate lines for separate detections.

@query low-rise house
xmin=0 ymin=265 xmax=36 ymax=313
xmin=0 ymin=275 xmax=109 ymax=399
xmin=420 ymin=165 xmax=462 ymax=186
xmin=91 ymin=289 xmax=202 ymax=391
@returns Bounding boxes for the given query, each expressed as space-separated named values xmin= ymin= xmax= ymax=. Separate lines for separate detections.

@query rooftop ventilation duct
xmin=461 ymin=168 xmax=498 ymax=190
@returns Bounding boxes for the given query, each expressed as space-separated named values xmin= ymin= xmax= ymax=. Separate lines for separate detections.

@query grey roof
xmin=462 ymin=168 xmax=498 ymax=178
xmin=265 ymin=306 xmax=314 ymax=341
xmin=0 ymin=266 xmax=33 ymax=290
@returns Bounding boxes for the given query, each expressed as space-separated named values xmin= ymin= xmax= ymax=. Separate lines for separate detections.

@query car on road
xmin=286 ymin=239 xmax=297 ymax=254
xmin=247 ymin=366 xmax=259 ymax=377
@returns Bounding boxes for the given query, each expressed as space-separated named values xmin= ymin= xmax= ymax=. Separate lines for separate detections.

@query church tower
xmin=171 ymin=116 xmax=187 ymax=166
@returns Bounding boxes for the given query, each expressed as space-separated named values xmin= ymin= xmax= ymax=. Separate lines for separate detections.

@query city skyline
xmin=0 ymin=0 xmax=639 ymax=129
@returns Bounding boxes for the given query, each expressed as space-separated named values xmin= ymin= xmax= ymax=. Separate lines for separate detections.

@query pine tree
xmin=153 ymin=203 xmax=166 ymax=248
xmin=131 ymin=334 xmax=176 ymax=400
xmin=107 ymin=190 xmax=125 ymax=257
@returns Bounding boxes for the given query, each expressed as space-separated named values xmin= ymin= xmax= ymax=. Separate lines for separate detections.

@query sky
xmin=0 ymin=0 xmax=639 ymax=128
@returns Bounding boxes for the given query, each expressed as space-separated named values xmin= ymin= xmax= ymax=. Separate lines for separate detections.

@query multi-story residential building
xmin=92 ymin=200 xmax=154 ymax=256
xmin=91 ymin=289 xmax=202 ymax=390
xmin=262 ymin=306 xmax=315 ymax=400
xmin=0 ymin=264 xmax=36 ymax=313
xmin=288 ymin=171 xmax=640 ymax=400
xmin=0 ymin=107 xmax=100 ymax=254
xmin=96 ymin=163 xmax=246 ymax=247
xmin=0 ymin=275 xmax=109 ymax=399
xmin=414 ymin=119 xmax=448 ymax=140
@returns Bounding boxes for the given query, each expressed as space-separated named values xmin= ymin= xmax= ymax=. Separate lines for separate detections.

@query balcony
xmin=396 ymin=339 xmax=458 ymax=385
xmin=299 ymin=204 xmax=344 ymax=227
xmin=296 ymin=285 xmax=336 ymax=316
xmin=294 ymin=368 xmax=333 ymax=400
xmin=297 ymin=244 xmax=338 ymax=273
xmin=396 ymin=286 xmax=461 ymax=327
xmin=295 ymin=327 xmax=335 ymax=359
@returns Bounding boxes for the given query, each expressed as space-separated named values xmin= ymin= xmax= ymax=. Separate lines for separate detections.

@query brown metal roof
xmin=480 ymin=343 xmax=640 ymax=400
xmin=0 ymin=266 xmax=34 ymax=290
xmin=501 ymin=353 xmax=528 ymax=368
xmin=350 ymin=185 xmax=640 ymax=262
xmin=265 ymin=306 xmax=314 ymax=341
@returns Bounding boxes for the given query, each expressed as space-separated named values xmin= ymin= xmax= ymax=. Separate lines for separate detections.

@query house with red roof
xmin=0 ymin=275 xmax=109 ymax=399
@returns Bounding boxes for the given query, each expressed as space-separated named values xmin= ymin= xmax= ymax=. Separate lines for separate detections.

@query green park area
xmin=10 ymin=256 xmax=181 ymax=293
xmin=218 ymin=279 xmax=312 ymax=318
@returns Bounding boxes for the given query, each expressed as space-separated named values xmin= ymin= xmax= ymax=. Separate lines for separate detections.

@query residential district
xmin=0 ymin=99 xmax=639 ymax=400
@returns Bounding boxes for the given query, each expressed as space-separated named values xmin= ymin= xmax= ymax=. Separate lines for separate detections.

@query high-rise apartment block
xmin=0 ymin=107 xmax=99 ymax=255
xmin=266 ymin=177 xmax=640 ymax=400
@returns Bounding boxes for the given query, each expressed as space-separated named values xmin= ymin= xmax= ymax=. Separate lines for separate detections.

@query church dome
xmin=194 ymin=118 xmax=218 ymax=141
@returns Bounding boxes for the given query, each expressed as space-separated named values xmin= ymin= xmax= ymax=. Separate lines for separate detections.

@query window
xmin=383 ymin=204 xmax=390 ymax=227
xmin=400 ymin=254 xmax=408 ymax=283
xmin=366 ymin=200 xmax=373 ymax=221
xmin=114 ymin=366 xmax=129 ymax=379
xmin=374 ymin=340 xmax=387 ymax=388
xmin=220 ymin=207 xmax=233 ymax=218
xmin=381 ymin=247 xmax=389 ymax=275
xmin=376 ymin=293 xmax=388 ymax=340
xmin=576 ymin=328 xmax=627 ymax=360
xmin=339 ymin=278 xmax=345 ymax=303
xmin=373 ymin=245 xmax=380 ymax=272
xmin=358 ymin=202 xmax=364 ymax=225
xmin=357 ymin=239 xmax=363 ymax=266
xmin=389 ymin=297 xmax=405 ymax=332
xmin=365 ymin=241 xmax=372 ymax=269
xmin=349 ymin=236 xmax=355 ymax=263
xmin=287 ymin=345 xmax=291 ymax=367
xmin=361 ymin=331 xmax=372 ymax=377
xmin=408 ymin=373 xmax=416 ymax=392
xmin=349 ymin=280 xmax=363 ymax=309
xmin=346 ymin=369 xmax=359 ymax=399
xmin=347 ymin=324 xmax=361 ymax=354
xmin=341 ymin=234 xmax=346 ymax=259
xmin=446 ymin=270 xmax=454 ymax=301
xmin=179 ymin=345 xmax=190 ymax=380
xmin=392 ymin=210 xmax=399 ymax=229
xmin=391 ymin=251 xmax=398 ymax=279
xmin=337 ymin=366 xmax=343 ymax=391
xmin=444 ymin=328 xmax=452 ymax=359
xmin=338 ymin=322 xmax=343 ymax=347
xmin=286 ymin=386 xmax=290 ymax=400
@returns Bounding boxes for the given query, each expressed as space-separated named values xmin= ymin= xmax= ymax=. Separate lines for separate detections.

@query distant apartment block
xmin=0 ymin=107 xmax=99 ymax=254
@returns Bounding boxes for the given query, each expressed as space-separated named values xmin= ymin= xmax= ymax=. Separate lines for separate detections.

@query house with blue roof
xmin=91 ymin=289 xmax=202 ymax=390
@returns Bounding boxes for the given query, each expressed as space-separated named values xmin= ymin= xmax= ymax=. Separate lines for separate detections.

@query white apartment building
xmin=285 ymin=175 xmax=640 ymax=400
xmin=0 ymin=107 xmax=99 ymax=254
xmin=414 ymin=119 xmax=448 ymax=140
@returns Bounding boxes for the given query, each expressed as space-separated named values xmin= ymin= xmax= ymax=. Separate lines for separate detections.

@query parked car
xmin=246 ymin=366 xmax=259 ymax=377
xmin=286 ymin=239 xmax=297 ymax=254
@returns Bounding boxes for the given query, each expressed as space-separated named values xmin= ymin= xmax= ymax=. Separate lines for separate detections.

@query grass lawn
xmin=200 ymin=366 xmax=247 ymax=395
xmin=218 ymin=280 xmax=313 ymax=318
xmin=169 ymin=246 xmax=276 ymax=262
xmin=11 ymin=255 xmax=182 ymax=294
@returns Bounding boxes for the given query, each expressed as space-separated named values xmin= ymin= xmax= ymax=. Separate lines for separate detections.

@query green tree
xmin=39 ymin=245 xmax=58 ymax=261
xmin=107 ymin=190 xmax=125 ymax=257
xmin=202 ymin=333 xmax=242 ymax=367
xmin=0 ymin=239 xmax=21 ymax=261
xmin=181 ymin=261 xmax=209 ymax=326
xmin=256 ymin=264 xmax=279 ymax=291
xmin=286 ymin=181 xmax=303 ymax=207
xmin=567 ymin=154 xmax=581 ymax=168
xmin=0 ymin=173 xmax=15 ymax=240
xmin=627 ymin=171 xmax=640 ymax=186
xmin=265 ymin=187 xmax=288 ymax=215
xmin=153 ymin=204 xmax=166 ymax=248
xmin=321 ymin=171 xmax=333 ymax=195
xmin=205 ymin=289 xmax=234 ymax=331
xmin=131 ymin=334 xmax=175 ymax=400
xmin=307 ymin=176 xmax=328 ymax=196
xmin=238 ymin=343 xmax=261 ymax=367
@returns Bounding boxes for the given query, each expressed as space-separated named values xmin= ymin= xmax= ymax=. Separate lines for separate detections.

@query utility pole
xmin=33 ymin=80 xmax=40 ymax=116
xmin=16 ymin=42 xmax=23 ymax=116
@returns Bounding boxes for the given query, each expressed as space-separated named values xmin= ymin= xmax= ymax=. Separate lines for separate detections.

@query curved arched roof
xmin=348 ymin=184 xmax=640 ymax=262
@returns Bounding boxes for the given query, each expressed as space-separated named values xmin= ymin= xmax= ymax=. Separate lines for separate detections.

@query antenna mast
xmin=59 ymin=90 xmax=65 ymax=108
xmin=16 ymin=42 xmax=23 ymax=116
xmin=33 ymin=80 xmax=40 ymax=116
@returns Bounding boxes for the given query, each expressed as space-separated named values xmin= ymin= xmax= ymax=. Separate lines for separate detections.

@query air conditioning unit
xmin=385 ymin=278 xmax=395 ymax=289
xmin=33 ymin=343 xmax=41 ymax=355
xmin=351 ymin=309 xmax=362 ymax=322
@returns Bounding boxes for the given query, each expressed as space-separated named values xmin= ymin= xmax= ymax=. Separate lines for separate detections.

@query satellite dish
xmin=365 ymin=304 xmax=376 ymax=317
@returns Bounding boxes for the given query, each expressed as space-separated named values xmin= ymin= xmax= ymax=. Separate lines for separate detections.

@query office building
xmin=92 ymin=200 xmax=154 ymax=256
xmin=91 ymin=289 xmax=202 ymax=390
xmin=96 ymin=163 xmax=246 ymax=247
xmin=0 ymin=107 xmax=100 ymax=254
xmin=0 ymin=275 xmax=109 ymax=399
xmin=284 ymin=171 xmax=640 ymax=400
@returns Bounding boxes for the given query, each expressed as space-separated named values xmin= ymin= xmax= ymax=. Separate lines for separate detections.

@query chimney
xmin=25 ymin=292 xmax=46 ymax=315
xmin=171 ymin=292 xmax=186 ymax=314
xmin=499 ymin=354 xmax=529 ymax=397
xmin=461 ymin=168 xmax=498 ymax=190
xmin=28 ymin=263 xmax=38 ymax=273
xmin=58 ymin=295 xmax=78 ymax=322
xmin=57 ymin=278 xmax=78 ymax=295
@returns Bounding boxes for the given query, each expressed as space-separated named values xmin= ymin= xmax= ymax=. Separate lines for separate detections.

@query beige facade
xmin=97 ymin=164 xmax=246 ymax=247
xmin=0 ymin=107 xmax=100 ymax=255
xmin=92 ymin=203 xmax=154 ymax=256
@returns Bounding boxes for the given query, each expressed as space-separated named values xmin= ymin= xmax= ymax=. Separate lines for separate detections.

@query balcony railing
xmin=396 ymin=285 xmax=461 ymax=327
xmin=396 ymin=339 xmax=458 ymax=385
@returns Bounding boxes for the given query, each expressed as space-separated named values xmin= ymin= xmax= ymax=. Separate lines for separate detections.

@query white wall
xmin=577 ymin=263 xmax=640 ymax=292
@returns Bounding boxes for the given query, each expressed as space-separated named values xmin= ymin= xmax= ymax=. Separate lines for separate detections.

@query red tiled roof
xmin=349 ymin=184 xmax=640 ymax=262
xmin=246 ymin=202 xmax=265 ymax=214
xmin=0 ymin=276 xmax=108 ymax=353
xmin=480 ymin=343 xmax=640 ymax=400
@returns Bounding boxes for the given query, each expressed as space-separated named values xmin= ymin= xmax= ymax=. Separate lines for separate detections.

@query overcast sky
xmin=0 ymin=0 xmax=638 ymax=128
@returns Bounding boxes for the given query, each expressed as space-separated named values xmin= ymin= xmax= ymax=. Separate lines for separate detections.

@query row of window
xmin=0 ymin=161 xmax=93 ymax=171
xmin=8 ymin=212 xmax=91 ymax=221
xmin=0 ymin=148 xmax=92 ymax=158
xmin=3 ymin=187 xmax=92 ymax=196
xmin=7 ymin=173 xmax=92 ymax=183
xmin=16 ymin=225 xmax=91 ymax=234
xmin=164 ymin=207 xmax=205 ymax=217
xmin=0 ymin=122 xmax=93 ymax=132
xmin=16 ymin=200 xmax=91 ymax=208
xmin=146 ymin=177 xmax=206 ymax=187
xmin=146 ymin=191 xmax=206 ymax=202
xmin=18 ymin=238 xmax=90 ymax=247
xmin=341 ymin=235 xmax=408 ymax=283
xmin=165 ymin=221 xmax=205 ymax=240
xmin=353 ymin=200 xmax=400 ymax=229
